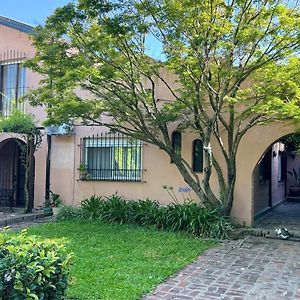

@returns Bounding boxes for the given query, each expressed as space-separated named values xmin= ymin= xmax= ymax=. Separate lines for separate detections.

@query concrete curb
xmin=229 ymin=227 xmax=300 ymax=240
xmin=0 ymin=211 xmax=46 ymax=227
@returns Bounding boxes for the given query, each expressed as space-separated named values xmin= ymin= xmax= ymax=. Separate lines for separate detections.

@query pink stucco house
xmin=0 ymin=16 xmax=298 ymax=225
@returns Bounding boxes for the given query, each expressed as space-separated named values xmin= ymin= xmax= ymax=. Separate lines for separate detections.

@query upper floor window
xmin=192 ymin=139 xmax=203 ymax=172
xmin=0 ymin=62 xmax=26 ymax=116
xmin=82 ymin=134 xmax=142 ymax=181
xmin=171 ymin=131 xmax=181 ymax=162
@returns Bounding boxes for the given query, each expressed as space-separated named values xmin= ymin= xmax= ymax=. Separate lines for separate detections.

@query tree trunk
xmin=24 ymin=137 xmax=35 ymax=213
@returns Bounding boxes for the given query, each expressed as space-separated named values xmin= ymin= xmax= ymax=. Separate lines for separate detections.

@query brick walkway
xmin=142 ymin=236 xmax=300 ymax=300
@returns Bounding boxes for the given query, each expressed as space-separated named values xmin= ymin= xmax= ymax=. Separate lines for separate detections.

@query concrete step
xmin=0 ymin=210 xmax=46 ymax=227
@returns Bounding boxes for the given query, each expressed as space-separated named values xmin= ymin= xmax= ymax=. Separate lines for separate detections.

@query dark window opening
xmin=192 ymin=139 xmax=203 ymax=172
xmin=171 ymin=131 xmax=181 ymax=163
xmin=279 ymin=150 xmax=287 ymax=181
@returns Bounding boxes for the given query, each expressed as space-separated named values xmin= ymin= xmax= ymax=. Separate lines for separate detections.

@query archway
xmin=0 ymin=138 xmax=26 ymax=208
xmin=252 ymin=133 xmax=300 ymax=229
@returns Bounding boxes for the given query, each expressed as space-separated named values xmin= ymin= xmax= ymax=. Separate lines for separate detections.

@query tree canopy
xmin=26 ymin=0 xmax=300 ymax=215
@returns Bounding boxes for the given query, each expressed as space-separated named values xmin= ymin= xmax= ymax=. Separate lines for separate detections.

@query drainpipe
xmin=45 ymin=133 xmax=52 ymax=206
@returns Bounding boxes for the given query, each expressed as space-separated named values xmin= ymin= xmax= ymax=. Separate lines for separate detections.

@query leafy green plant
xmin=100 ymin=195 xmax=131 ymax=224
xmin=79 ymin=196 xmax=232 ymax=239
xmin=56 ymin=205 xmax=85 ymax=221
xmin=50 ymin=191 xmax=63 ymax=207
xmin=0 ymin=109 xmax=35 ymax=135
xmin=0 ymin=229 xmax=73 ymax=300
xmin=288 ymin=167 xmax=300 ymax=186
xmin=77 ymin=163 xmax=91 ymax=180
xmin=284 ymin=134 xmax=300 ymax=153
xmin=81 ymin=195 xmax=104 ymax=219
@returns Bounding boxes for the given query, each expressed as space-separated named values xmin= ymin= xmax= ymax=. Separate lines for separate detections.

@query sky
xmin=1 ymin=0 xmax=164 ymax=60
xmin=1 ymin=0 xmax=73 ymax=26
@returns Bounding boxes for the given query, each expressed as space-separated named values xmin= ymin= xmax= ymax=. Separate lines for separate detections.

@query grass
xmin=26 ymin=220 xmax=214 ymax=300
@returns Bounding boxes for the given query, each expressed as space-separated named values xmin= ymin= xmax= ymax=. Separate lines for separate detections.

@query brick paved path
xmin=142 ymin=237 xmax=300 ymax=300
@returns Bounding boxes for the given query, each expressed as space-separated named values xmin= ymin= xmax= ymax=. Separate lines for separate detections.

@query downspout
xmin=45 ymin=133 xmax=52 ymax=206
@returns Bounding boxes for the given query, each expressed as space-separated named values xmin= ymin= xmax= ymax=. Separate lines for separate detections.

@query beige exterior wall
xmin=234 ymin=122 xmax=295 ymax=225
xmin=0 ymin=24 xmax=47 ymax=207
xmin=50 ymin=126 xmax=203 ymax=206
xmin=50 ymin=121 xmax=296 ymax=226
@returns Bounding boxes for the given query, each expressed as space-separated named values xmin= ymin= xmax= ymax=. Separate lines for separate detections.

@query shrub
xmin=0 ymin=229 xmax=73 ymax=300
xmin=56 ymin=205 xmax=85 ymax=221
xmin=81 ymin=195 xmax=105 ymax=219
xmin=80 ymin=195 xmax=233 ymax=239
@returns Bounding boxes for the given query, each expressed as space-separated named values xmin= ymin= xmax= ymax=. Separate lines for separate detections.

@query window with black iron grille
xmin=81 ymin=133 xmax=142 ymax=181
xmin=0 ymin=51 xmax=27 ymax=116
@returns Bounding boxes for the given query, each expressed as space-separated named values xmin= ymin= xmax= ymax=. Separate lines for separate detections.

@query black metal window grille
xmin=192 ymin=139 xmax=203 ymax=172
xmin=82 ymin=134 xmax=142 ymax=181
xmin=0 ymin=51 xmax=27 ymax=116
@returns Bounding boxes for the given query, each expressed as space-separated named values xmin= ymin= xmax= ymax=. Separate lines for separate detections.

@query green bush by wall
xmin=58 ymin=195 xmax=233 ymax=239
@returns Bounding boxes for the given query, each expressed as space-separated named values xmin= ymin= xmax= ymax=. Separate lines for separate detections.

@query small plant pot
xmin=289 ymin=186 xmax=300 ymax=196
xmin=80 ymin=171 xmax=88 ymax=180
xmin=43 ymin=207 xmax=53 ymax=216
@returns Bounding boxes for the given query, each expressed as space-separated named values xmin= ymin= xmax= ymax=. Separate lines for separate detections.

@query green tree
xmin=26 ymin=0 xmax=300 ymax=215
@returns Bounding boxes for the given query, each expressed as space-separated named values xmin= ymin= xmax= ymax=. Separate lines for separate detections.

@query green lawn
xmin=27 ymin=220 xmax=214 ymax=300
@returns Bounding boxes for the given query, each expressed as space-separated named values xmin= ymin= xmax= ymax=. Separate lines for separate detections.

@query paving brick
xmin=142 ymin=236 xmax=300 ymax=300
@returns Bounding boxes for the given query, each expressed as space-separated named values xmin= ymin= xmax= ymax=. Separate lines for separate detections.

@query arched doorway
xmin=253 ymin=140 xmax=286 ymax=217
xmin=253 ymin=134 xmax=300 ymax=229
xmin=0 ymin=138 xmax=26 ymax=208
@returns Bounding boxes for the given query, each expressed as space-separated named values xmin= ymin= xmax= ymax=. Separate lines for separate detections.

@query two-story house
xmin=0 ymin=16 xmax=297 ymax=225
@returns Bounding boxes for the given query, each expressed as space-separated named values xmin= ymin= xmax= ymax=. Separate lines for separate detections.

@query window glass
xmin=0 ymin=63 xmax=26 ymax=116
xmin=171 ymin=131 xmax=181 ymax=162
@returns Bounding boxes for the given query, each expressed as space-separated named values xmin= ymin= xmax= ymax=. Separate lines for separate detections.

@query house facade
xmin=0 ymin=16 xmax=297 ymax=225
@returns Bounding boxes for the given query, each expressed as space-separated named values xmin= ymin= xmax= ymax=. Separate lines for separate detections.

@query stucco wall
xmin=49 ymin=121 xmax=297 ymax=227
xmin=233 ymin=122 xmax=295 ymax=225
xmin=50 ymin=126 xmax=203 ymax=206
xmin=0 ymin=25 xmax=47 ymax=207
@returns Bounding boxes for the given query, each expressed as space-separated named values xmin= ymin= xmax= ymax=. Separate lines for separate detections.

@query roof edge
xmin=0 ymin=16 xmax=34 ymax=34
